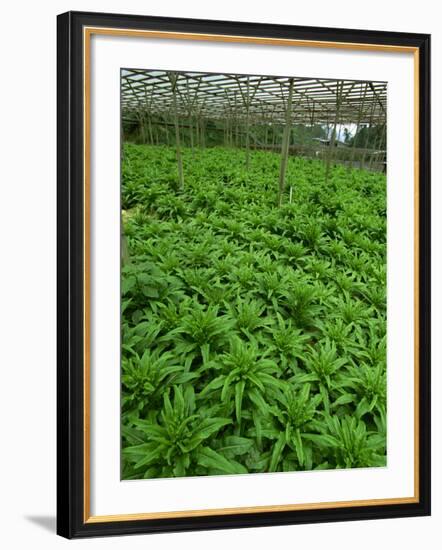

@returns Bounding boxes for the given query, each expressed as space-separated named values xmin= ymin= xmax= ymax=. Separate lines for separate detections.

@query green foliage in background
xmin=121 ymin=143 xmax=387 ymax=479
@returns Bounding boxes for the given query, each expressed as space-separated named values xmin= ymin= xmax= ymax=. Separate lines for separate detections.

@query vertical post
xmin=195 ymin=113 xmax=200 ymax=146
xmin=167 ymin=72 xmax=184 ymax=190
xmin=236 ymin=76 xmax=261 ymax=171
xmin=121 ymin=110 xmax=129 ymax=265
xmin=380 ymin=122 xmax=387 ymax=172
xmin=154 ymin=120 xmax=159 ymax=145
xmin=163 ymin=113 xmax=170 ymax=145
xmin=369 ymin=121 xmax=386 ymax=171
xmin=245 ymin=77 xmax=250 ymax=171
xmin=360 ymin=98 xmax=376 ymax=170
xmin=200 ymin=116 xmax=205 ymax=148
xmin=224 ymin=107 xmax=228 ymax=147
xmin=189 ymin=115 xmax=194 ymax=150
xmin=351 ymin=82 xmax=368 ymax=169
xmin=143 ymin=86 xmax=154 ymax=145
xmin=185 ymin=76 xmax=200 ymax=154
xmin=138 ymin=110 xmax=146 ymax=144
xmin=325 ymin=80 xmax=343 ymax=181
xmin=278 ymin=78 xmax=295 ymax=206
xmin=126 ymin=77 xmax=145 ymax=145
xmin=309 ymin=102 xmax=315 ymax=161
xmin=234 ymin=92 xmax=239 ymax=147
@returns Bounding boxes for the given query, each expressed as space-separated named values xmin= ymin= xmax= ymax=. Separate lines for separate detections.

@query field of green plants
xmin=121 ymin=143 xmax=387 ymax=479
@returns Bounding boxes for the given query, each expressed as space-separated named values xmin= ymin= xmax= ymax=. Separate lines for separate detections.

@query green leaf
xmin=173 ymin=454 xmax=190 ymax=477
xmin=199 ymin=375 xmax=226 ymax=397
xmin=355 ymin=397 xmax=371 ymax=419
xmin=122 ymin=425 xmax=145 ymax=445
xmin=319 ymin=384 xmax=330 ymax=413
xmin=269 ymin=433 xmax=285 ymax=472
xmin=123 ymin=444 xmax=162 ymax=469
xmin=294 ymin=373 xmax=318 ymax=384
xmin=235 ymin=381 xmax=246 ymax=423
xmin=221 ymin=370 xmax=238 ymax=402
xmin=332 ymin=394 xmax=355 ymax=407
xmin=248 ymin=388 xmax=268 ymax=413
xmin=173 ymin=372 xmax=199 ymax=384
xmin=303 ymin=433 xmax=340 ymax=448
xmin=122 ymin=276 xmax=136 ymax=295
xmin=197 ymin=447 xmax=248 ymax=475
xmin=142 ymin=286 xmax=160 ymax=298
xmin=292 ymin=429 xmax=305 ymax=466
xmin=185 ymin=418 xmax=231 ymax=451
xmin=218 ymin=436 xmax=254 ymax=456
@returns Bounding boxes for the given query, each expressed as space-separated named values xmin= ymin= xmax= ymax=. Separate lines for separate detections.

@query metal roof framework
xmin=121 ymin=69 xmax=387 ymax=127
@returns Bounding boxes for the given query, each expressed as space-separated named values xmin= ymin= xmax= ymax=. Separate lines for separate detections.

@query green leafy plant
xmin=201 ymin=338 xmax=283 ymax=426
xmin=304 ymin=414 xmax=386 ymax=469
xmin=121 ymin=143 xmax=387 ymax=479
xmin=264 ymin=383 xmax=322 ymax=471
xmin=170 ymin=303 xmax=235 ymax=358
xmin=123 ymin=386 xmax=245 ymax=478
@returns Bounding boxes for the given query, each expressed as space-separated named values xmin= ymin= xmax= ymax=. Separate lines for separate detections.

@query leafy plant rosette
xmin=121 ymin=143 xmax=387 ymax=479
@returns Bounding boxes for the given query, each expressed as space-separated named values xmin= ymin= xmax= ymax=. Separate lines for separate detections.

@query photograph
xmin=120 ymin=69 xmax=388 ymax=480
xmin=55 ymin=10 xmax=430 ymax=538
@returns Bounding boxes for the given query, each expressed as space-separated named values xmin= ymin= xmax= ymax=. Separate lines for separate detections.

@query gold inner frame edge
xmin=82 ymin=26 xmax=420 ymax=524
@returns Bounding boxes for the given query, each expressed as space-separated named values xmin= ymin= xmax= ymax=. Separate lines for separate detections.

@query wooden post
xmin=360 ymin=98 xmax=376 ymax=170
xmin=235 ymin=76 xmax=262 ymax=171
xmin=325 ymin=80 xmax=343 ymax=181
xmin=350 ymin=83 xmax=368 ymax=169
xmin=146 ymin=113 xmax=153 ymax=145
xmin=234 ymin=92 xmax=239 ymax=147
xmin=143 ymin=86 xmax=155 ymax=145
xmin=380 ymin=122 xmax=387 ymax=171
xmin=167 ymin=72 xmax=185 ymax=190
xmin=245 ymin=77 xmax=250 ymax=171
xmin=138 ymin=110 xmax=146 ymax=144
xmin=184 ymin=77 xmax=201 ymax=154
xmin=163 ymin=112 xmax=170 ymax=145
xmin=278 ymin=78 xmax=295 ymax=206
xmin=200 ymin=116 xmax=206 ymax=148
xmin=195 ymin=114 xmax=199 ymax=146
xmin=154 ymin=121 xmax=159 ymax=145
xmin=126 ymin=78 xmax=145 ymax=144
xmin=224 ymin=107 xmax=228 ymax=147
xmin=369 ymin=121 xmax=386 ymax=171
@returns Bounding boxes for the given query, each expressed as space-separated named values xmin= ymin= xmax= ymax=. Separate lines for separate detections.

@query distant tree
xmin=347 ymin=124 xmax=385 ymax=149
xmin=343 ymin=127 xmax=352 ymax=143
xmin=290 ymin=124 xmax=328 ymax=145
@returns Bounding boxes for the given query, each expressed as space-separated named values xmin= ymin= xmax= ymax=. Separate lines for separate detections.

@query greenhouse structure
xmin=121 ymin=69 xmax=387 ymax=197
xmin=120 ymin=68 xmax=388 ymax=480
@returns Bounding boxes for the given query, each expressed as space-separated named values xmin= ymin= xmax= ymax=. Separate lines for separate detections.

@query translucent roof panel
xmin=121 ymin=69 xmax=387 ymax=126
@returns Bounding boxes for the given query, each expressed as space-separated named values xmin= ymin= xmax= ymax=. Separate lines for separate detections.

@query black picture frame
xmin=57 ymin=10 xmax=431 ymax=539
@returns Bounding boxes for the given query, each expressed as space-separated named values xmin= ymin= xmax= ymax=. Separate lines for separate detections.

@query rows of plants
xmin=121 ymin=143 xmax=387 ymax=479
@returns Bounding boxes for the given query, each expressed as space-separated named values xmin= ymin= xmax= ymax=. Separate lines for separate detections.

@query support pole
xmin=278 ymin=78 xmax=295 ymax=206
xmin=350 ymin=83 xmax=369 ymax=168
xmin=167 ymin=72 xmax=184 ymax=190
xmin=138 ymin=110 xmax=146 ymax=144
xmin=369 ymin=121 xmax=386 ymax=171
xmin=143 ymin=86 xmax=155 ymax=145
xmin=360 ymin=98 xmax=376 ymax=170
xmin=325 ymin=80 xmax=343 ymax=181
xmin=245 ymin=77 xmax=250 ymax=171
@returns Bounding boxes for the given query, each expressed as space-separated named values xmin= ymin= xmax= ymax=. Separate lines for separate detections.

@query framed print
xmin=57 ymin=11 xmax=431 ymax=539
